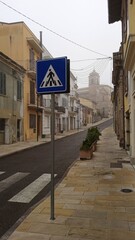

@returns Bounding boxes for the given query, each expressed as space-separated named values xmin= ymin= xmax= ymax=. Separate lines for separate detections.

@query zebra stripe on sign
xmin=0 ymin=172 xmax=29 ymax=193
xmin=9 ymin=173 xmax=56 ymax=203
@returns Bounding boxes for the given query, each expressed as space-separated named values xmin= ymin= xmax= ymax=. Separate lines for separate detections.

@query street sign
xmin=36 ymin=57 xmax=70 ymax=94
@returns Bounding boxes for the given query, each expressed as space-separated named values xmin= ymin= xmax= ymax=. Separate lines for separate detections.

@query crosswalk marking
xmin=0 ymin=172 xmax=29 ymax=193
xmin=9 ymin=173 xmax=56 ymax=203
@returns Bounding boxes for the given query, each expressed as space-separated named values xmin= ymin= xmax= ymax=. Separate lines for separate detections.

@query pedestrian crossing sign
xmin=40 ymin=65 xmax=63 ymax=88
xmin=36 ymin=57 xmax=70 ymax=94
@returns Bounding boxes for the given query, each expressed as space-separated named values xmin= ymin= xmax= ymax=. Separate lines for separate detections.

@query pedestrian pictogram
xmin=40 ymin=65 xmax=63 ymax=88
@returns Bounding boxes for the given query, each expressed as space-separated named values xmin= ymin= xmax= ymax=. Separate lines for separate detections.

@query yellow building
xmin=0 ymin=21 xmax=43 ymax=140
xmin=108 ymin=0 xmax=135 ymax=156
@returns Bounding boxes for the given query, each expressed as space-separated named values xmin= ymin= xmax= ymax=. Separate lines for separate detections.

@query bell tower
xmin=89 ymin=69 xmax=100 ymax=86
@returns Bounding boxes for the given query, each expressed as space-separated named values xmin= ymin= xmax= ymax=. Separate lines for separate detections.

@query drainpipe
xmin=37 ymin=31 xmax=43 ymax=141
xmin=121 ymin=43 xmax=125 ymax=149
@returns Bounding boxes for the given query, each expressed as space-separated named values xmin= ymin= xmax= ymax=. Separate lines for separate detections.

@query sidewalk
xmin=2 ymin=125 xmax=135 ymax=240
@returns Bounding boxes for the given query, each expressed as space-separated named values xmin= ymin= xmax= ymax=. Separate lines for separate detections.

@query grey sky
xmin=0 ymin=0 xmax=121 ymax=87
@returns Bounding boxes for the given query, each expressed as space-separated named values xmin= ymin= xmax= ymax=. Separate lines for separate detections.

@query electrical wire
xmin=71 ymin=57 xmax=112 ymax=62
xmin=72 ymin=59 xmax=111 ymax=87
xmin=0 ymin=0 xmax=111 ymax=58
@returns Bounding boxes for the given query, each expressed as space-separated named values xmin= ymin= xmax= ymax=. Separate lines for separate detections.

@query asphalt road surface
xmin=0 ymin=118 xmax=113 ymax=238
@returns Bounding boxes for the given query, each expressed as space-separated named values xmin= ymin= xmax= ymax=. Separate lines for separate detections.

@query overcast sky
xmin=0 ymin=0 xmax=121 ymax=88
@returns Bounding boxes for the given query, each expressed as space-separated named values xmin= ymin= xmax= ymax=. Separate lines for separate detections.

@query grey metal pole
xmin=36 ymin=94 xmax=39 ymax=142
xmin=50 ymin=93 xmax=55 ymax=220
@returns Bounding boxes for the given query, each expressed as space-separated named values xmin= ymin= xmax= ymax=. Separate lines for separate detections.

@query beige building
xmin=79 ymin=97 xmax=97 ymax=125
xmin=78 ymin=70 xmax=113 ymax=120
xmin=0 ymin=52 xmax=25 ymax=144
xmin=0 ymin=21 xmax=43 ymax=140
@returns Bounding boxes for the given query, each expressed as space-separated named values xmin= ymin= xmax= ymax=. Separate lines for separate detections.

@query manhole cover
xmin=121 ymin=189 xmax=133 ymax=193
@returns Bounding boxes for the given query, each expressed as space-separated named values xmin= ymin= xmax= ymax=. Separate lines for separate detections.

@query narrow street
xmin=0 ymin=119 xmax=111 ymax=238
xmin=1 ymin=122 xmax=135 ymax=240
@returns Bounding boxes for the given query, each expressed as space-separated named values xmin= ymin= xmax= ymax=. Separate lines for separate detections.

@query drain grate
xmin=121 ymin=189 xmax=133 ymax=193
xmin=110 ymin=162 xmax=122 ymax=168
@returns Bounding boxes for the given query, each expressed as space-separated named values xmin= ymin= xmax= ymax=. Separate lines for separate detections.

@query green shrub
xmin=80 ymin=126 xmax=101 ymax=150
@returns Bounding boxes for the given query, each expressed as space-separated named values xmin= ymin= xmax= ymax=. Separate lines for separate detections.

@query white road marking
xmin=0 ymin=171 xmax=5 ymax=175
xmin=9 ymin=173 xmax=56 ymax=203
xmin=0 ymin=172 xmax=29 ymax=193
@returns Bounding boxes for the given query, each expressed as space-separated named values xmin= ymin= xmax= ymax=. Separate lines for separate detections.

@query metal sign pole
xmin=50 ymin=93 xmax=55 ymax=220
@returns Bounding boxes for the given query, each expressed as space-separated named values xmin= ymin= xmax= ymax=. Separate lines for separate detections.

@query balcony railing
xmin=55 ymin=102 xmax=65 ymax=113
xmin=43 ymin=99 xmax=51 ymax=108
xmin=112 ymin=52 xmax=123 ymax=86
xmin=68 ymin=106 xmax=78 ymax=113
xmin=27 ymin=60 xmax=36 ymax=79
xmin=27 ymin=93 xmax=43 ymax=110
xmin=70 ymin=90 xmax=79 ymax=99
xmin=113 ymin=52 xmax=122 ymax=68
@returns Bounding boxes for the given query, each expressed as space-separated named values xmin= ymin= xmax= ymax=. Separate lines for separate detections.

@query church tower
xmin=89 ymin=69 xmax=100 ymax=86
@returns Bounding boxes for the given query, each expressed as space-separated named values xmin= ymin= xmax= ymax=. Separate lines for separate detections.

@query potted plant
xmin=80 ymin=139 xmax=93 ymax=160
xmin=88 ymin=127 xmax=101 ymax=151
xmin=79 ymin=126 xmax=101 ymax=160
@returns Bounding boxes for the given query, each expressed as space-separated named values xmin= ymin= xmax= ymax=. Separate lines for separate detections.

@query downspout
xmin=36 ymin=31 xmax=42 ymax=141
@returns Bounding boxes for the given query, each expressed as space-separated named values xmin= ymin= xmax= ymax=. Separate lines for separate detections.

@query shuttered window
xmin=0 ymin=72 xmax=6 ymax=95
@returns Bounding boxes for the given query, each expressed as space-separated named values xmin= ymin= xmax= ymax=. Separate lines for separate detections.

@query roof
xmin=0 ymin=51 xmax=25 ymax=72
xmin=108 ymin=0 xmax=122 ymax=23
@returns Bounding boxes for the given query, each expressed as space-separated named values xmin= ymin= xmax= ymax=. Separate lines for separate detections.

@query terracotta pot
xmin=80 ymin=147 xmax=93 ymax=160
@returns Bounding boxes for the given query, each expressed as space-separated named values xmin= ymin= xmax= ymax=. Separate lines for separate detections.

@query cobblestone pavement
xmin=2 ymin=125 xmax=135 ymax=240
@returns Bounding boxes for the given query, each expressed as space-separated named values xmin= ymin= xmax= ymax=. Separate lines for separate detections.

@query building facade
xmin=0 ymin=21 xmax=95 ymax=143
xmin=0 ymin=21 xmax=43 ymax=141
xmin=108 ymin=0 xmax=135 ymax=158
xmin=79 ymin=97 xmax=96 ymax=125
xmin=0 ymin=52 xmax=25 ymax=144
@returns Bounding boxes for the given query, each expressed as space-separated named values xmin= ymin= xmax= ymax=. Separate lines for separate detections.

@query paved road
xmin=0 ymin=118 xmax=112 ymax=238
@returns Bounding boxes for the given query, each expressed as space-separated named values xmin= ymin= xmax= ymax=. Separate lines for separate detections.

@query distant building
xmin=78 ymin=70 xmax=113 ymax=119
xmin=79 ymin=97 xmax=97 ymax=125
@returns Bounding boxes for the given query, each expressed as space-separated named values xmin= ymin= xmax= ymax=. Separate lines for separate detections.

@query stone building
xmin=78 ymin=70 xmax=113 ymax=119
xmin=0 ymin=52 xmax=25 ymax=144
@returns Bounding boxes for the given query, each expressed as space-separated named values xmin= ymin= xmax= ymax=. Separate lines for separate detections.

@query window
xmin=30 ymin=81 xmax=35 ymax=104
xmin=17 ymin=80 xmax=22 ymax=100
xmin=29 ymin=114 xmax=36 ymax=128
xmin=0 ymin=72 xmax=6 ymax=95
xmin=29 ymin=48 xmax=35 ymax=71
xmin=0 ymin=119 xmax=5 ymax=131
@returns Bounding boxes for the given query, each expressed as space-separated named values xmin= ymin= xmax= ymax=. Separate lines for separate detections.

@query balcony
xmin=68 ymin=106 xmax=78 ymax=115
xmin=70 ymin=90 xmax=79 ymax=100
xmin=56 ymin=106 xmax=65 ymax=113
xmin=113 ymin=52 xmax=122 ymax=68
xmin=42 ymin=99 xmax=51 ymax=113
xmin=27 ymin=60 xmax=36 ymax=79
xmin=112 ymin=52 xmax=123 ymax=85
xmin=27 ymin=93 xmax=43 ymax=112
xmin=27 ymin=37 xmax=43 ymax=53
xmin=55 ymin=103 xmax=65 ymax=113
